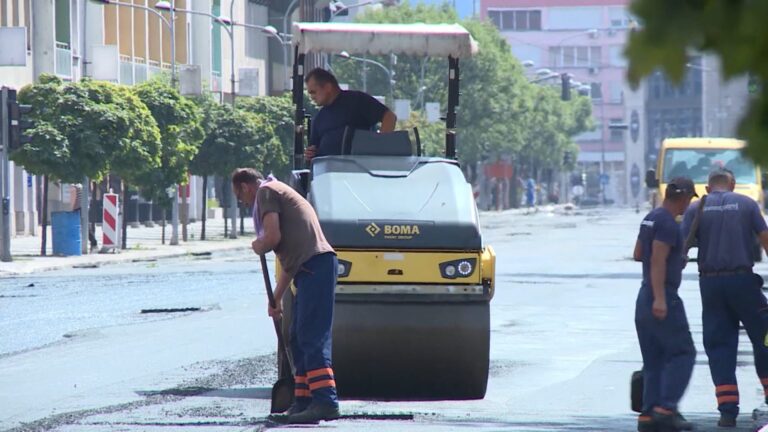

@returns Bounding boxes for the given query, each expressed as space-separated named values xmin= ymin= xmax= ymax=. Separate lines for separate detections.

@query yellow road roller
xmin=285 ymin=22 xmax=496 ymax=400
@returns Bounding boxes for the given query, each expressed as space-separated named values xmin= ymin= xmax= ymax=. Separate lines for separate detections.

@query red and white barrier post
xmin=101 ymin=193 xmax=118 ymax=253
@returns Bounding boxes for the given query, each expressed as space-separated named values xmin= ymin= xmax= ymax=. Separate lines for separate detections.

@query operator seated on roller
xmin=231 ymin=168 xmax=340 ymax=424
xmin=304 ymin=68 xmax=397 ymax=162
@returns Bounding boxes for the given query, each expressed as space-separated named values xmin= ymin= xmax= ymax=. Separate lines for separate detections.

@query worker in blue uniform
xmin=682 ymin=168 xmax=768 ymax=428
xmin=634 ymin=177 xmax=698 ymax=432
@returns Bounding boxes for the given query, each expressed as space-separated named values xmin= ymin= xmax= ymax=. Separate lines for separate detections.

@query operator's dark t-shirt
xmin=310 ymin=90 xmax=388 ymax=156
xmin=638 ymin=207 xmax=685 ymax=292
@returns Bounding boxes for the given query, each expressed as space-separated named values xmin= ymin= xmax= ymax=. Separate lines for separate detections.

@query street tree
xmin=625 ymin=0 xmax=768 ymax=162
xmin=12 ymin=75 xmax=161 ymax=254
xmin=132 ymin=78 xmax=203 ymax=245
xmin=190 ymin=101 xmax=278 ymax=239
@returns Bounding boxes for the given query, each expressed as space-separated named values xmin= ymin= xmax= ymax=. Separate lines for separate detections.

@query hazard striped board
xmin=102 ymin=193 xmax=118 ymax=250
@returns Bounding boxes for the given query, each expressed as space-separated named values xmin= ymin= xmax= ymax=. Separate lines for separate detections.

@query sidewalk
xmin=0 ymin=217 xmax=254 ymax=277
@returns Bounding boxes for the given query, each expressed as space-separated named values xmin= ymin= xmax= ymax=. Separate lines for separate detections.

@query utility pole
xmin=1 ymin=88 xmax=12 ymax=262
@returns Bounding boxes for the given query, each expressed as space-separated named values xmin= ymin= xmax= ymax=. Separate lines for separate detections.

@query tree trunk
xmin=239 ymin=203 xmax=244 ymax=236
xmin=161 ymin=206 xmax=166 ymax=245
xmin=182 ymin=180 xmax=188 ymax=242
xmin=223 ymin=180 xmax=229 ymax=238
xmin=121 ymin=181 xmax=128 ymax=250
xmin=41 ymin=176 xmax=49 ymax=256
xmin=201 ymin=176 xmax=208 ymax=241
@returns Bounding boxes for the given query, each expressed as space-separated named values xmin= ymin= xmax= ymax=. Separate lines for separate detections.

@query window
xmin=609 ymin=118 xmax=624 ymax=142
xmin=549 ymin=46 xmax=602 ymax=67
xmin=590 ymin=83 xmax=603 ymax=100
xmin=487 ymin=9 xmax=541 ymax=31
xmin=245 ymin=1 xmax=265 ymax=59
xmin=1 ymin=0 xmax=6 ymax=26
xmin=211 ymin=0 xmax=222 ymax=74
xmin=608 ymin=7 xmax=631 ymax=28
xmin=662 ymin=149 xmax=756 ymax=184
xmin=609 ymin=82 xmax=623 ymax=103
xmin=55 ymin=0 xmax=70 ymax=45
xmin=548 ymin=7 xmax=601 ymax=30
xmin=609 ymin=46 xmax=626 ymax=67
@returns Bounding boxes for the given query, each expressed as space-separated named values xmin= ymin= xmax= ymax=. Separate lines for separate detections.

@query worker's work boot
xmin=717 ymin=413 xmax=736 ymax=428
xmin=267 ymin=398 xmax=311 ymax=423
xmin=286 ymin=401 xmax=340 ymax=424
xmin=637 ymin=413 xmax=657 ymax=432
xmin=652 ymin=408 xmax=694 ymax=432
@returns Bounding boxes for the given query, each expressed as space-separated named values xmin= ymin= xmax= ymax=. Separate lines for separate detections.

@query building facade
xmin=480 ymin=0 xmax=633 ymax=204
xmin=0 ymin=0 xmax=277 ymax=239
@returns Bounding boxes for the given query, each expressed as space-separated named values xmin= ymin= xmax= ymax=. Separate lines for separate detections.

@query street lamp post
xmin=338 ymin=51 xmax=394 ymax=105
xmin=97 ymin=0 xmax=181 ymax=245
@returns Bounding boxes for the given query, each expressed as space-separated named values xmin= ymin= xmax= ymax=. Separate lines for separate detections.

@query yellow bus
xmin=647 ymin=138 xmax=763 ymax=207
xmin=646 ymin=137 xmax=764 ymax=260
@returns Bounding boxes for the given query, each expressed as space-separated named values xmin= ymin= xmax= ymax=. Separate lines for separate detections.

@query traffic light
xmin=563 ymin=151 xmax=573 ymax=165
xmin=7 ymin=89 xmax=33 ymax=151
xmin=561 ymin=73 xmax=571 ymax=101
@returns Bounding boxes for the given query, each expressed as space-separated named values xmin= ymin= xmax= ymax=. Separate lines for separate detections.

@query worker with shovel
xmin=232 ymin=168 xmax=340 ymax=425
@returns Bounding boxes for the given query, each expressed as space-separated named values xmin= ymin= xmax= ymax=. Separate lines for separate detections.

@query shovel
xmin=259 ymin=254 xmax=295 ymax=414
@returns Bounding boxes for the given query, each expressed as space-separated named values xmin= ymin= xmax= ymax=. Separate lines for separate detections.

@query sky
xmin=409 ymin=0 xmax=478 ymax=19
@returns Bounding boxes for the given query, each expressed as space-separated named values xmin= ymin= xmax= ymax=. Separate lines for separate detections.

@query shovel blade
xmin=270 ymin=377 xmax=295 ymax=414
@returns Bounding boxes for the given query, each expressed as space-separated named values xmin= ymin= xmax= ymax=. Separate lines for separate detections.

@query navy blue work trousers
xmin=290 ymin=252 xmax=339 ymax=407
xmin=700 ymin=273 xmax=768 ymax=417
xmin=635 ymin=288 xmax=696 ymax=413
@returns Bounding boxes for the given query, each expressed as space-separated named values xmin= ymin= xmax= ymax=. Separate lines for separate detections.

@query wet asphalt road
xmin=2 ymin=206 xmax=768 ymax=431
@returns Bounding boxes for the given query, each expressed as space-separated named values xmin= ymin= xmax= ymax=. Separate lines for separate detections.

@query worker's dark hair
xmin=708 ymin=168 xmax=734 ymax=187
xmin=305 ymin=68 xmax=340 ymax=88
xmin=231 ymin=168 xmax=264 ymax=187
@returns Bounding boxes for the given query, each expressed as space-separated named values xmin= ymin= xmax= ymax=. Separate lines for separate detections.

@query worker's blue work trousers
xmin=635 ymin=287 xmax=696 ymax=414
xmin=700 ymin=273 xmax=768 ymax=417
xmin=290 ymin=252 xmax=339 ymax=408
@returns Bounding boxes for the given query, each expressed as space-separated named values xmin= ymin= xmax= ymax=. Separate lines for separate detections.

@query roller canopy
xmin=291 ymin=22 xmax=478 ymax=58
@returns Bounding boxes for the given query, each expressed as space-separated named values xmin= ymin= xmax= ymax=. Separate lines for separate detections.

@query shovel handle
xmin=260 ymin=254 xmax=278 ymax=309
xmin=259 ymin=254 xmax=295 ymax=374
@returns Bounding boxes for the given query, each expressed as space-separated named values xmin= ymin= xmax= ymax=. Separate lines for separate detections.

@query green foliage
xmin=12 ymin=75 xmax=162 ymax=184
xmin=625 ymin=0 xmax=768 ymax=163
xmin=132 ymin=78 xmax=203 ymax=204
xmin=330 ymin=2 xmax=591 ymax=172
xmin=190 ymin=98 xmax=279 ymax=180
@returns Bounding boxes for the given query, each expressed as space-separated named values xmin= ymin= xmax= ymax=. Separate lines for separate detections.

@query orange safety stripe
xmin=715 ymin=384 xmax=738 ymax=393
xmin=653 ymin=407 xmax=673 ymax=416
xmin=295 ymin=389 xmax=311 ymax=397
xmin=761 ymin=377 xmax=768 ymax=386
xmin=295 ymin=376 xmax=308 ymax=384
xmin=638 ymin=415 xmax=652 ymax=422
xmin=309 ymin=379 xmax=337 ymax=390
xmin=307 ymin=368 xmax=335 ymax=379
xmin=717 ymin=395 xmax=739 ymax=405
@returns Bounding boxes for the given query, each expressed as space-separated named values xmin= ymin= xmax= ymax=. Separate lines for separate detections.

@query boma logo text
xmin=384 ymin=225 xmax=421 ymax=235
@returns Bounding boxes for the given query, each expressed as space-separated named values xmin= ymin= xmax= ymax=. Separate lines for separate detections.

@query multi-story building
xmin=481 ymin=0 xmax=633 ymax=204
xmin=0 ymin=0 xmax=281 ymax=240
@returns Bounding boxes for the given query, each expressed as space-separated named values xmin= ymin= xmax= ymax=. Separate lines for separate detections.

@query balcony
xmin=148 ymin=60 xmax=162 ymax=78
xmin=134 ymin=57 xmax=148 ymax=83
xmin=55 ymin=42 xmax=72 ymax=78
xmin=119 ymin=54 xmax=134 ymax=85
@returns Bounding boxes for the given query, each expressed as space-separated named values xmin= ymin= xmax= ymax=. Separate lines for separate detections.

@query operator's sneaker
xmin=652 ymin=409 xmax=694 ymax=432
xmin=638 ymin=414 xmax=657 ymax=432
xmin=717 ymin=413 xmax=737 ymax=427
xmin=286 ymin=401 xmax=340 ymax=424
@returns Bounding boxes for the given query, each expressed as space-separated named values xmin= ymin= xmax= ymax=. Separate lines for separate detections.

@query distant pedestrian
xmin=633 ymin=177 xmax=698 ymax=432
xmin=231 ymin=168 xmax=340 ymax=424
xmin=681 ymin=168 xmax=768 ymax=428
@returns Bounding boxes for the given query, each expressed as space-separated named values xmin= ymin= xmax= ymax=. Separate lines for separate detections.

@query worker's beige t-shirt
xmin=256 ymin=180 xmax=334 ymax=276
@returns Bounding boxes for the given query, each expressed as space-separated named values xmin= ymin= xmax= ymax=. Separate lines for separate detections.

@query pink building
xmin=480 ymin=0 xmax=633 ymax=204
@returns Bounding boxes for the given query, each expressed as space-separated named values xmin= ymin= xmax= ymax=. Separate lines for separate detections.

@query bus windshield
xmin=662 ymin=148 xmax=757 ymax=184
